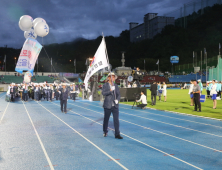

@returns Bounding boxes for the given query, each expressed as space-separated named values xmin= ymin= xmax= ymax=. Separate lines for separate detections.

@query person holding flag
xmin=84 ymin=35 xmax=123 ymax=139
xmin=102 ymin=72 xmax=122 ymax=139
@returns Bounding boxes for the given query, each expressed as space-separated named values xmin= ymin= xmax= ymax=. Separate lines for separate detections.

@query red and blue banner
xmin=15 ymin=38 xmax=42 ymax=75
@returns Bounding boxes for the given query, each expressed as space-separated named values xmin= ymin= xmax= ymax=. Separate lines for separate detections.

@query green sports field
xmin=122 ymin=89 xmax=222 ymax=120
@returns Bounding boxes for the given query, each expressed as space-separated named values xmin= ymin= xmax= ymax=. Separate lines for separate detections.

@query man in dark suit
xmin=60 ymin=83 xmax=69 ymax=114
xmin=150 ymin=82 xmax=157 ymax=105
xmin=102 ymin=72 xmax=123 ymax=139
xmin=10 ymin=83 xmax=16 ymax=102
xmin=23 ymin=84 xmax=29 ymax=102
xmin=133 ymin=67 xmax=142 ymax=87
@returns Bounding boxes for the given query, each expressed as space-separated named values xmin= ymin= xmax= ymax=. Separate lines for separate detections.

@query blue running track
xmin=0 ymin=92 xmax=222 ymax=170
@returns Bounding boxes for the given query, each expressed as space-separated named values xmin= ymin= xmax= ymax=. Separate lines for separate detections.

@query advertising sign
xmin=170 ymin=56 xmax=179 ymax=64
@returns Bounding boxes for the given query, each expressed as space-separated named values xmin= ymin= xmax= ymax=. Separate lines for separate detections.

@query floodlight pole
xmin=51 ymin=58 xmax=52 ymax=75
xmin=5 ymin=55 xmax=6 ymax=75
xmin=74 ymin=59 xmax=76 ymax=73
xmin=201 ymin=51 xmax=202 ymax=81
xmin=206 ymin=52 xmax=207 ymax=82
xmin=217 ymin=55 xmax=220 ymax=81
xmin=144 ymin=60 xmax=145 ymax=71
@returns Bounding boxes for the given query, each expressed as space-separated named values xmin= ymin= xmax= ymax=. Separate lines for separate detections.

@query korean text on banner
xmin=84 ymin=37 xmax=109 ymax=90
xmin=15 ymin=38 xmax=42 ymax=75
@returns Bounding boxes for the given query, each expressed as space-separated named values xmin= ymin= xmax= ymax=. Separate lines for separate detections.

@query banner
xmin=170 ymin=56 xmax=179 ymax=64
xmin=59 ymin=73 xmax=79 ymax=77
xmin=15 ymin=38 xmax=42 ymax=75
xmin=84 ymin=37 xmax=109 ymax=89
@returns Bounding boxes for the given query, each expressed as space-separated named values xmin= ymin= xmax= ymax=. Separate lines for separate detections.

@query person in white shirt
xmin=210 ymin=80 xmax=217 ymax=109
xmin=136 ymin=91 xmax=147 ymax=109
xmin=127 ymin=82 xmax=132 ymax=88
xmin=183 ymin=83 xmax=187 ymax=89
xmin=188 ymin=80 xmax=194 ymax=106
xmin=162 ymin=82 xmax=167 ymax=102
xmin=157 ymin=82 xmax=162 ymax=101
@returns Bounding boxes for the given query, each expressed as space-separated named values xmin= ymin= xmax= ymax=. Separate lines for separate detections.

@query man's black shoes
xmin=115 ymin=134 xmax=123 ymax=139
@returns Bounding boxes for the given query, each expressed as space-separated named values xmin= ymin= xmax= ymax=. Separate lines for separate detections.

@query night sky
xmin=0 ymin=0 xmax=189 ymax=48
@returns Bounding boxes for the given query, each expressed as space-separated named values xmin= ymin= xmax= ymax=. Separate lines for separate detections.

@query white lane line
xmin=69 ymin=103 xmax=222 ymax=153
xmin=83 ymin=101 xmax=222 ymax=129
xmin=50 ymin=102 xmax=203 ymax=170
xmin=23 ymin=102 xmax=54 ymax=170
xmin=0 ymin=93 xmax=6 ymax=99
xmin=119 ymin=104 xmax=222 ymax=129
xmin=121 ymin=102 xmax=222 ymax=121
xmin=0 ymin=102 xmax=9 ymax=123
xmin=37 ymin=102 xmax=128 ymax=170
xmin=78 ymin=102 xmax=222 ymax=138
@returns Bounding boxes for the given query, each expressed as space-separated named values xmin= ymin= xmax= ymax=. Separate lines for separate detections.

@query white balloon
xmin=19 ymin=15 xmax=33 ymax=31
xmin=33 ymin=18 xmax=46 ymax=28
xmin=18 ymin=22 xmax=32 ymax=32
xmin=34 ymin=22 xmax=49 ymax=37
xmin=18 ymin=22 xmax=24 ymax=31
xmin=24 ymin=29 xmax=37 ymax=39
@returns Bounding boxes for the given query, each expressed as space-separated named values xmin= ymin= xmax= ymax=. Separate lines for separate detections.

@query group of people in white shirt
xmin=189 ymin=79 xmax=220 ymax=110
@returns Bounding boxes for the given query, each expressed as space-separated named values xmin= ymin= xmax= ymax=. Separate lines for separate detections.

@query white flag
xmin=51 ymin=58 xmax=52 ymax=65
xmin=156 ymin=59 xmax=159 ymax=65
xmin=84 ymin=37 xmax=109 ymax=90
xmin=4 ymin=55 xmax=6 ymax=63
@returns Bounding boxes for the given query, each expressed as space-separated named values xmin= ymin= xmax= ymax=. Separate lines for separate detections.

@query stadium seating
xmin=168 ymin=74 xmax=207 ymax=83
xmin=0 ymin=75 xmax=56 ymax=84
xmin=95 ymin=75 xmax=166 ymax=83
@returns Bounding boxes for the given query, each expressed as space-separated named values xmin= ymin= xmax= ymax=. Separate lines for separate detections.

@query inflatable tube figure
xmin=24 ymin=71 xmax=32 ymax=83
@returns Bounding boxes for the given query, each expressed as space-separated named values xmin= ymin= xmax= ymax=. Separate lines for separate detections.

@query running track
xmin=0 ymin=92 xmax=222 ymax=170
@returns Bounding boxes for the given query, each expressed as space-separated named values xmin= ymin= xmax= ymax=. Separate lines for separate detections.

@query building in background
xmin=129 ymin=13 xmax=174 ymax=42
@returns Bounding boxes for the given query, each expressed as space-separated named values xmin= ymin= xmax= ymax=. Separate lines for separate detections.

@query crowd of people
xmin=6 ymin=82 xmax=80 ymax=113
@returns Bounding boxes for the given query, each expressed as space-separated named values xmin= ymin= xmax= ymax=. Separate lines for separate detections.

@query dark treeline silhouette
xmin=0 ymin=4 xmax=222 ymax=73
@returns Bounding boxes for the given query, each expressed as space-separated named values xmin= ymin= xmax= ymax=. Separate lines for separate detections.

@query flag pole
xmin=103 ymin=33 xmax=116 ymax=99
xmin=158 ymin=61 xmax=159 ymax=74
xmin=37 ymin=58 xmax=38 ymax=75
